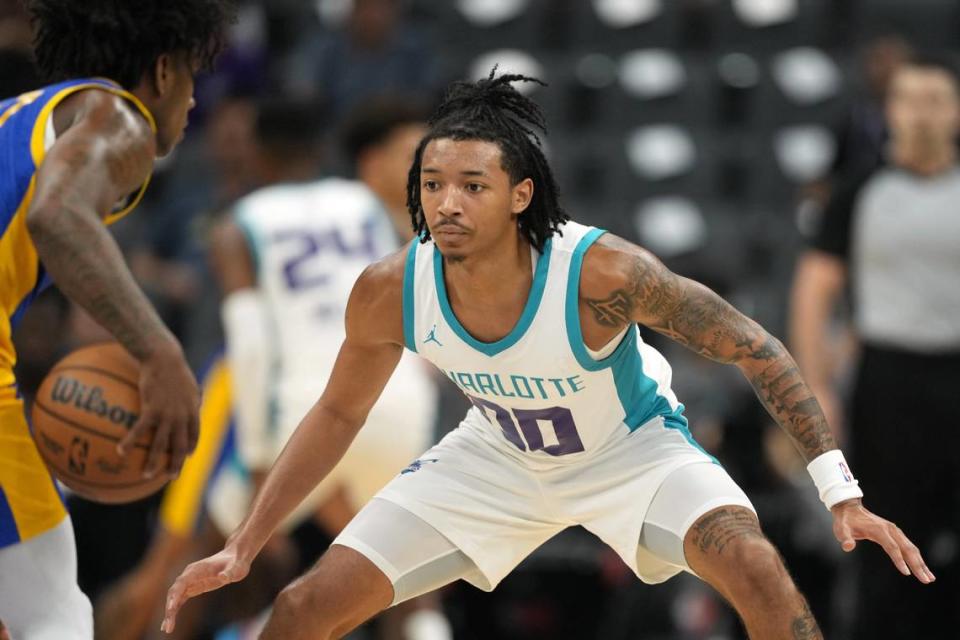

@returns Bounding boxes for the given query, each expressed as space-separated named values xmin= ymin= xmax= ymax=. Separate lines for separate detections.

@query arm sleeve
xmin=221 ymin=288 xmax=275 ymax=470
xmin=810 ymin=171 xmax=872 ymax=260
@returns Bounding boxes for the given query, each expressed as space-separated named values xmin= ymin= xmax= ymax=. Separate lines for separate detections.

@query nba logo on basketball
xmin=69 ymin=436 xmax=89 ymax=475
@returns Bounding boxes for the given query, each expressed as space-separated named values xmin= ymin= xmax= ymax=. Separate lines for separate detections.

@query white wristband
xmin=807 ymin=450 xmax=864 ymax=510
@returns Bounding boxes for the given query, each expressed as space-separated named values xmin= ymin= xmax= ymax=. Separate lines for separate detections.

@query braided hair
xmin=407 ymin=69 xmax=569 ymax=253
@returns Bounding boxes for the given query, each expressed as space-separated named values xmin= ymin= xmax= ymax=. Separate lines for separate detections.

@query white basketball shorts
xmin=335 ymin=414 xmax=755 ymax=596
xmin=0 ymin=517 xmax=92 ymax=640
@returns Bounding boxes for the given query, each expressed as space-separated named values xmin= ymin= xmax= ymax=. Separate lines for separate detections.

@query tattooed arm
xmin=581 ymin=234 xmax=934 ymax=583
xmin=582 ymin=234 xmax=835 ymax=461
xmin=26 ymin=90 xmax=199 ymax=475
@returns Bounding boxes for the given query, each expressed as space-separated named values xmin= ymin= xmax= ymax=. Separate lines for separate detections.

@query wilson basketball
xmin=31 ymin=342 xmax=169 ymax=503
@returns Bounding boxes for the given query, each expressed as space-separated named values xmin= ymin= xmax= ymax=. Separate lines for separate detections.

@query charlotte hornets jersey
xmin=0 ymin=78 xmax=155 ymax=388
xmin=234 ymin=178 xmax=436 ymax=439
xmin=404 ymin=221 xmax=702 ymax=469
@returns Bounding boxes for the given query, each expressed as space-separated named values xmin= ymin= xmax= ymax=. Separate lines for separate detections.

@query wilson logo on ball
xmin=50 ymin=375 xmax=139 ymax=429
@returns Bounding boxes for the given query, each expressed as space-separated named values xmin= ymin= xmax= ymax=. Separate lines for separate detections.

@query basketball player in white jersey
xmin=207 ymin=97 xmax=449 ymax=639
xmin=164 ymin=73 xmax=932 ymax=640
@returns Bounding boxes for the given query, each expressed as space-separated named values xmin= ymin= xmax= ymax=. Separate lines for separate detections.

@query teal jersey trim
xmin=609 ymin=326 xmax=715 ymax=461
xmin=433 ymin=238 xmax=553 ymax=357
xmin=565 ymin=227 xmax=616 ymax=371
xmin=402 ymin=240 xmax=418 ymax=352
xmin=564 ymin=227 xmax=715 ymax=462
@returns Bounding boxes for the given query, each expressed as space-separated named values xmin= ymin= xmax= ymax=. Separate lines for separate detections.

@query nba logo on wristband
xmin=807 ymin=450 xmax=864 ymax=510
xmin=839 ymin=461 xmax=852 ymax=483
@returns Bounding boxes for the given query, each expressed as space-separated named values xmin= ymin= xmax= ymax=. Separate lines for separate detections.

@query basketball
xmin=31 ymin=342 xmax=169 ymax=504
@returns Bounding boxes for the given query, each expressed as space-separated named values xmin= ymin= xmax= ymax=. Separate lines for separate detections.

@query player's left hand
xmin=831 ymin=499 xmax=935 ymax=584
xmin=0 ymin=618 xmax=11 ymax=640
xmin=162 ymin=545 xmax=250 ymax=634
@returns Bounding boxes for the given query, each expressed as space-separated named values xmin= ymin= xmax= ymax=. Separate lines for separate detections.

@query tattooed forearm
xmin=689 ymin=507 xmax=764 ymax=555
xmin=655 ymin=276 xmax=837 ymax=460
xmin=747 ymin=349 xmax=837 ymax=460
xmin=29 ymin=204 xmax=172 ymax=360
xmin=586 ymin=244 xmax=837 ymax=460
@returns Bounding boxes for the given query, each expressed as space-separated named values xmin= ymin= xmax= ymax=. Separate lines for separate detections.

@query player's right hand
xmin=0 ymin=618 xmax=11 ymax=640
xmin=119 ymin=341 xmax=200 ymax=478
xmin=162 ymin=546 xmax=250 ymax=634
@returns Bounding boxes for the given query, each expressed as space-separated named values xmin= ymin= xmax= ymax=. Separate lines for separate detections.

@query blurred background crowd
xmin=2 ymin=0 xmax=959 ymax=638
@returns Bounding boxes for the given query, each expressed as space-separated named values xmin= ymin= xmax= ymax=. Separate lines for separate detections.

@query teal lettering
xmin=530 ymin=377 xmax=548 ymax=399
xmin=475 ymin=373 xmax=499 ymax=396
xmin=456 ymin=373 xmax=480 ymax=394
xmin=567 ymin=376 xmax=585 ymax=393
xmin=511 ymin=375 xmax=534 ymax=399
xmin=493 ymin=374 xmax=516 ymax=398
xmin=549 ymin=378 xmax=567 ymax=397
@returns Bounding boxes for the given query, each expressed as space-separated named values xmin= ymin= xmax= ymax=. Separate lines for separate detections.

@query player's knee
xmin=272 ymin=581 xmax=340 ymax=638
xmin=720 ymin=536 xmax=792 ymax=597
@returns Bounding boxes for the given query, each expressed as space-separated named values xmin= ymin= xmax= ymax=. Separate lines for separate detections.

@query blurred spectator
xmin=790 ymin=54 xmax=960 ymax=640
xmin=340 ymin=95 xmax=432 ymax=239
xmin=126 ymin=91 xmax=264 ymax=368
xmin=830 ymin=35 xmax=911 ymax=183
xmin=283 ymin=0 xmax=438 ymax=118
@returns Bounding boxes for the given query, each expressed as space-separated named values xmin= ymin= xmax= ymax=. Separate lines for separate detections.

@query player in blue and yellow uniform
xmin=0 ymin=2 xmax=234 ymax=638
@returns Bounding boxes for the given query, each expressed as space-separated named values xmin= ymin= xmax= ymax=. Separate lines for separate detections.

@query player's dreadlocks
xmin=407 ymin=69 xmax=569 ymax=253
xmin=28 ymin=0 xmax=235 ymax=89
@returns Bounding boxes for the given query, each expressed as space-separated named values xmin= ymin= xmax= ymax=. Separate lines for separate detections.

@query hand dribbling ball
xmin=31 ymin=342 xmax=169 ymax=503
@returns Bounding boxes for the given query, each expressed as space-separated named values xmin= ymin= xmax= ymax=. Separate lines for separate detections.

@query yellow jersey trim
xmin=28 ymin=81 xmax=157 ymax=226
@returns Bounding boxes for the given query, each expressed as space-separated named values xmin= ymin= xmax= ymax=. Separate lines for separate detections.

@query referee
xmin=791 ymin=54 xmax=960 ymax=639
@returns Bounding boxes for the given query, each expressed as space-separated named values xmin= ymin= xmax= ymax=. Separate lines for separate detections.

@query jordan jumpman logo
xmin=424 ymin=324 xmax=443 ymax=347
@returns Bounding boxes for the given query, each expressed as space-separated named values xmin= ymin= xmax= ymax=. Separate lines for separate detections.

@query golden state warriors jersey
xmin=0 ymin=78 xmax=155 ymax=389
xmin=0 ymin=78 xmax=155 ymax=549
